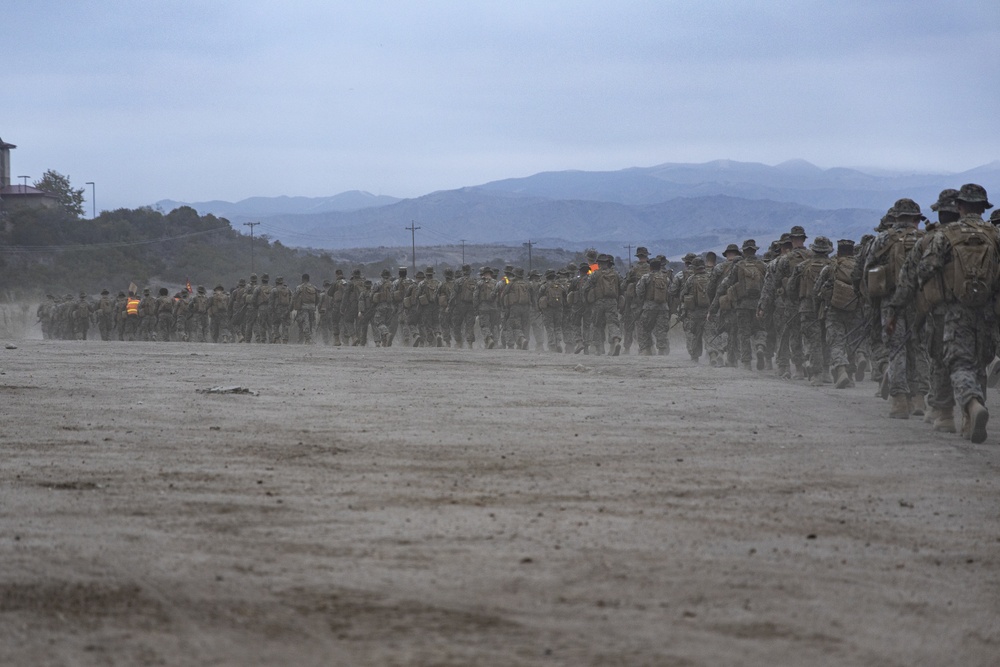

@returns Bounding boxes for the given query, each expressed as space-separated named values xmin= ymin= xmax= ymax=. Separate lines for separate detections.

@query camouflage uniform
xmin=370 ymin=270 xmax=396 ymax=346
xmin=173 ymin=291 xmax=191 ymax=341
xmin=208 ymin=285 xmax=231 ymax=343
xmin=865 ymin=202 xmax=928 ymax=412
xmin=622 ymin=249 xmax=652 ymax=354
xmin=340 ymin=270 xmax=364 ymax=345
xmin=269 ymin=277 xmax=293 ymax=343
xmin=759 ymin=228 xmax=813 ymax=378
xmin=95 ymin=290 xmax=115 ymax=341
xmin=537 ymin=270 xmax=566 ymax=352
xmin=474 ymin=268 xmax=500 ymax=349
xmin=634 ymin=258 xmax=670 ymax=355
xmin=888 ymin=185 xmax=998 ymax=439
xmin=814 ymin=243 xmax=862 ymax=388
xmin=155 ymin=289 xmax=174 ymax=342
xmin=787 ymin=238 xmax=835 ymax=384
xmin=714 ymin=241 xmax=768 ymax=369
xmin=228 ymin=278 xmax=248 ymax=342
xmin=252 ymin=274 xmax=273 ymax=343
xmin=527 ymin=270 xmax=546 ymax=350
xmin=449 ymin=265 xmax=478 ymax=347
xmin=326 ymin=271 xmax=346 ymax=345
xmin=679 ymin=258 xmax=711 ymax=361
xmin=584 ymin=256 xmax=623 ymax=355
xmin=501 ymin=268 xmax=533 ymax=350
xmin=707 ymin=245 xmax=741 ymax=367
xmin=292 ymin=275 xmax=320 ymax=344
xmin=189 ymin=286 xmax=211 ymax=343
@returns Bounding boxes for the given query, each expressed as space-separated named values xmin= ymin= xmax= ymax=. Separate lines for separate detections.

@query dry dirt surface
xmin=1 ymin=337 xmax=998 ymax=666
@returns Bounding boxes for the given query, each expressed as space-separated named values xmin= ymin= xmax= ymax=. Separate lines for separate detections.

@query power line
xmin=243 ymin=221 xmax=260 ymax=274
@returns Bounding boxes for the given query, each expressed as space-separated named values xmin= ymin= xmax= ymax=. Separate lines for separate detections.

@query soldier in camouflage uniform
xmin=474 ymin=266 xmax=500 ymax=349
xmin=537 ymin=269 xmax=566 ymax=352
xmin=292 ymin=273 xmax=320 ymax=344
xmin=94 ymin=289 xmax=114 ymax=341
xmin=208 ymin=284 xmax=231 ymax=343
xmin=439 ymin=268 xmax=456 ymax=347
xmin=188 ymin=285 xmax=211 ymax=343
xmin=339 ymin=269 xmax=364 ymax=345
xmin=174 ymin=289 xmax=191 ymax=341
xmin=634 ymin=256 xmax=671 ymax=355
xmin=622 ymin=247 xmax=652 ymax=354
xmin=706 ymin=244 xmax=741 ymax=367
xmin=228 ymin=278 xmax=248 ymax=342
xmin=567 ymin=263 xmax=590 ymax=353
xmin=886 ymin=184 xmax=998 ymax=442
xmin=787 ymin=237 xmax=835 ymax=384
xmin=865 ymin=199 xmax=928 ymax=418
xmin=758 ymin=227 xmax=812 ymax=379
xmin=269 ymin=276 xmax=293 ymax=343
xmin=889 ymin=190 xmax=960 ymax=426
xmin=528 ymin=269 xmax=546 ymax=350
xmin=501 ymin=267 xmax=533 ymax=350
xmin=584 ymin=254 xmax=623 ymax=356
xmin=852 ymin=214 xmax=895 ymax=385
xmin=252 ymin=274 xmax=273 ymax=343
xmin=154 ymin=287 xmax=174 ymax=342
xmin=679 ymin=257 xmax=711 ymax=361
xmin=714 ymin=240 xmax=768 ymax=370
xmin=413 ymin=267 xmax=444 ymax=347
xmin=449 ymin=264 xmax=477 ymax=348
xmin=390 ymin=267 xmax=413 ymax=346
xmin=316 ymin=279 xmax=332 ymax=345
xmin=138 ymin=288 xmax=156 ymax=341
xmin=814 ymin=239 xmax=862 ymax=388
xmin=370 ymin=269 xmax=395 ymax=347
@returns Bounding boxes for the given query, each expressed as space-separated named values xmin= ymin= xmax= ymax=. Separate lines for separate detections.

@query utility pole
xmin=243 ymin=221 xmax=260 ymax=274
xmin=526 ymin=240 xmax=534 ymax=272
xmin=460 ymin=239 xmax=466 ymax=264
xmin=406 ymin=221 xmax=421 ymax=273
xmin=623 ymin=244 xmax=632 ymax=269
xmin=18 ymin=176 xmax=29 ymax=191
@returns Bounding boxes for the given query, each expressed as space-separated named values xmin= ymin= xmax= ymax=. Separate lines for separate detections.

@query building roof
xmin=0 ymin=185 xmax=50 ymax=196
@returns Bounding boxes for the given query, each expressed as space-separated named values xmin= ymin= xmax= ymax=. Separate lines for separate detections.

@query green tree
xmin=34 ymin=169 xmax=85 ymax=217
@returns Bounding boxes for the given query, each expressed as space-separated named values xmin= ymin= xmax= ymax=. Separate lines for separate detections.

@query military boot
xmin=436 ymin=333 xmax=445 ymax=347
xmin=834 ymin=365 xmax=851 ymax=389
xmin=987 ymin=356 xmax=1000 ymax=388
xmin=923 ymin=406 xmax=938 ymax=424
xmin=486 ymin=335 xmax=496 ymax=349
xmin=755 ymin=347 xmax=766 ymax=370
xmin=932 ymin=408 xmax=957 ymax=433
xmin=910 ymin=394 xmax=926 ymax=417
xmin=966 ymin=398 xmax=989 ymax=444
xmin=574 ymin=341 xmax=585 ymax=354
xmin=765 ymin=357 xmax=773 ymax=370
xmin=889 ymin=394 xmax=910 ymax=419
xmin=516 ymin=335 xmax=527 ymax=350
xmin=412 ymin=334 xmax=422 ymax=347
xmin=855 ymin=354 xmax=869 ymax=382
xmin=878 ymin=373 xmax=890 ymax=400
xmin=611 ymin=337 xmax=623 ymax=357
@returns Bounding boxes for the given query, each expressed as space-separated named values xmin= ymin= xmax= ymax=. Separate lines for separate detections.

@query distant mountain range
xmin=154 ymin=159 xmax=999 ymax=257
xmin=155 ymin=190 xmax=400 ymax=218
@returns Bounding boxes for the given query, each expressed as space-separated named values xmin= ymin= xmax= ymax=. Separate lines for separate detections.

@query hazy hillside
xmin=155 ymin=190 xmax=400 ymax=218
xmin=475 ymin=159 xmax=1000 ymax=210
xmin=235 ymin=189 xmax=882 ymax=257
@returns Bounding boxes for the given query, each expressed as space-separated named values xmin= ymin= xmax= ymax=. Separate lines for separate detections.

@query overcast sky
xmin=5 ymin=0 xmax=999 ymax=211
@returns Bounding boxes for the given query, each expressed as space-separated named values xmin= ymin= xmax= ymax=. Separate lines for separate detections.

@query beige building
xmin=0 ymin=137 xmax=60 ymax=212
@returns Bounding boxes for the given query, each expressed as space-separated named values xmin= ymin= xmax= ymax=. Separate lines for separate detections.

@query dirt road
xmin=1 ymin=338 xmax=997 ymax=666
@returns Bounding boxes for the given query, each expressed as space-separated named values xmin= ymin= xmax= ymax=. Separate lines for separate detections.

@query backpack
xmin=477 ymin=277 xmax=497 ymax=306
xmin=539 ymin=282 xmax=563 ymax=309
xmin=506 ymin=280 xmax=532 ymax=306
xmin=193 ymin=295 xmax=209 ymax=314
xmin=299 ymin=283 xmax=318 ymax=306
xmin=273 ymin=286 xmax=291 ymax=309
xmin=685 ymin=272 xmax=711 ymax=309
xmin=649 ymin=272 xmax=669 ymax=304
xmin=829 ymin=257 xmax=859 ymax=311
xmin=869 ymin=227 xmax=922 ymax=297
xmin=460 ymin=277 xmax=477 ymax=303
xmin=798 ymin=257 xmax=830 ymax=299
xmin=593 ymin=270 xmax=619 ymax=300
xmin=940 ymin=222 xmax=1000 ymax=307
xmin=734 ymin=259 xmax=764 ymax=300
xmin=419 ymin=278 xmax=441 ymax=306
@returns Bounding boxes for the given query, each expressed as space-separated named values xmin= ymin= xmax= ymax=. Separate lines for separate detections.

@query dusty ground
xmin=0 ymin=333 xmax=998 ymax=666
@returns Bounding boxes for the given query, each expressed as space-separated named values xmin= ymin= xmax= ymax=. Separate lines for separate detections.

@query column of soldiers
xmin=33 ymin=182 xmax=1000 ymax=443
